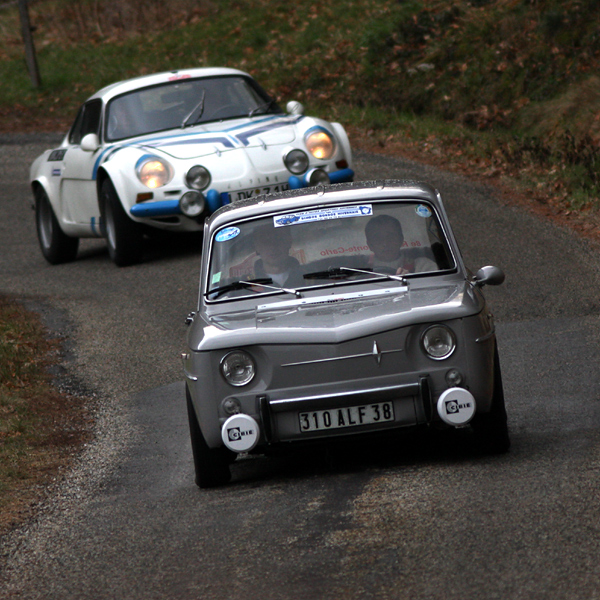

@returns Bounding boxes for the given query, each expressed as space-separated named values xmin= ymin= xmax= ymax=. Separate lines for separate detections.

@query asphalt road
xmin=2 ymin=137 xmax=600 ymax=599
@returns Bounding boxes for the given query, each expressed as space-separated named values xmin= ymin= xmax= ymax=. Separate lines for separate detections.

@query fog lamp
xmin=180 ymin=191 xmax=205 ymax=217
xmin=305 ymin=168 xmax=330 ymax=186
xmin=186 ymin=165 xmax=211 ymax=190
xmin=445 ymin=369 xmax=464 ymax=387
xmin=284 ymin=149 xmax=309 ymax=174
xmin=222 ymin=397 xmax=242 ymax=415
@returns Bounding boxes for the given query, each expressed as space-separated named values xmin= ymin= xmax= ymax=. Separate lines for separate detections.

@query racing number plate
xmin=299 ymin=402 xmax=394 ymax=433
xmin=229 ymin=183 xmax=289 ymax=202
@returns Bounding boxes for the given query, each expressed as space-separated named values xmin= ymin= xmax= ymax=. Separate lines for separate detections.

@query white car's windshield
xmin=206 ymin=201 xmax=455 ymax=301
xmin=105 ymin=75 xmax=280 ymax=141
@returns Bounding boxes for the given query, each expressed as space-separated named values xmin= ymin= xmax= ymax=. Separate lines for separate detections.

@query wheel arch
xmin=31 ymin=178 xmax=57 ymax=212
xmin=95 ymin=166 xmax=116 ymax=202
xmin=96 ymin=165 xmax=138 ymax=222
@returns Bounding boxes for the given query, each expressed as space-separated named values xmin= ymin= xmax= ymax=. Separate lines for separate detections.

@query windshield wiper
xmin=206 ymin=278 xmax=272 ymax=299
xmin=341 ymin=266 xmax=407 ymax=282
xmin=303 ymin=266 xmax=406 ymax=283
xmin=206 ymin=278 xmax=303 ymax=299
xmin=248 ymin=99 xmax=276 ymax=117
xmin=181 ymin=90 xmax=206 ymax=128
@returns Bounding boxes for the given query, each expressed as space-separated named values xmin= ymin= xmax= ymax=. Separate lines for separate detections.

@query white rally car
xmin=29 ymin=67 xmax=354 ymax=266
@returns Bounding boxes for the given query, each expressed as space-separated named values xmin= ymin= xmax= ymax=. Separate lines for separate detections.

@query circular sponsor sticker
xmin=415 ymin=204 xmax=432 ymax=218
xmin=221 ymin=414 xmax=260 ymax=452
xmin=437 ymin=387 xmax=476 ymax=426
xmin=215 ymin=226 xmax=240 ymax=242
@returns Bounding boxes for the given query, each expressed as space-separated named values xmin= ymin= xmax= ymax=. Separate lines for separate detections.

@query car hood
xmin=190 ymin=280 xmax=485 ymax=351
xmin=137 ymin=115 xmax=299 ymax=160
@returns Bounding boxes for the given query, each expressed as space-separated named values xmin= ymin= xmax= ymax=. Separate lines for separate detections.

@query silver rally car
xmin=183 ymin=180 xmax=509 ymax=487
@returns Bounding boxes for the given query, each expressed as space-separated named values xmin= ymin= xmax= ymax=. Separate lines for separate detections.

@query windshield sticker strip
xmin=273 ymin=205 xmax=373 ymax=227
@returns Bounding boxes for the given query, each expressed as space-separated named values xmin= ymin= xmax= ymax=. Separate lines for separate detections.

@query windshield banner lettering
xmin=273 ymin=204 xmax=373 ymax=227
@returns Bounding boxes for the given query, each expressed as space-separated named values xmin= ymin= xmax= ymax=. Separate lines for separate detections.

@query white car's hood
xmin=137 ymin=115 xmax=299 ymax=160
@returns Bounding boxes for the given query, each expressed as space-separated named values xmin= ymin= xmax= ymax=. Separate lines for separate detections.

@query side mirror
xmin=81 ymin=133 xmax=100 ymax=152
xmin=474 ymin=265 xmax=505 ymax=287
xmin=286 ymin=100 xmax=304 ymax=116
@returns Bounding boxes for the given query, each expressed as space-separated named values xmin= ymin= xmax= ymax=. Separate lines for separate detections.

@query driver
xmin=365 ymin=214 xmax=437 ymax=275
xmin=253 ymin=225 xmax=304 ymax=287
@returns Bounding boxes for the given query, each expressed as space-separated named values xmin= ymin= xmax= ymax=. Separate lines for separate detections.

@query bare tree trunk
xmin=18 ymin=0 xmax=41 ymax=88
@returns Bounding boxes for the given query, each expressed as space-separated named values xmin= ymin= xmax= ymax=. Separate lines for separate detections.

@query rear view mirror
xmin=81 ymin=133 xmax=100 ymax=152
xmin=474 ymin=265 xmax=505 ymax=287
xmin=286 ymin=101 xmax=304 ymax=115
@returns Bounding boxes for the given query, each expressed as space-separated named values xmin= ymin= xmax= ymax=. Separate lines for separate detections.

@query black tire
xmin=99 ymin=178 xmax=143 ymax=266
xmin=34 ymin=187 xmax=79 ymax=264
xmin=186 ymin=386 xmax=233 ymax=488
xmin=471 ymin=344 xmax=511 ymax=454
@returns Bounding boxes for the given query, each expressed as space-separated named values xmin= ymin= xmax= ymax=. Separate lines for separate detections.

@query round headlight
xmin=305 ymin=130 xmax=335 ymax=160
xmin=137 ymin=157 xmax=173 ymax=189
xmin=220 ymin=350 xmax=256 ymax=386
xmin=284 ymin=149 xmax=309 ymax=175
xmin=180 ymin=191 xmax=205 ymax=217
xmin=422 ymin=325 xmax=456 ymax=360
xmin=305 ymin=168 xmax=331 ymax=186
xmin=186 ymin=165 xmax=211 ymax=190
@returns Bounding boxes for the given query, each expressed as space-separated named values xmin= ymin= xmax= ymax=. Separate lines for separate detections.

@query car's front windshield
xmin=206 ymin=201 xmax=456 ymax=302
xmin=105 ymin=75 xmax=280 ymax=141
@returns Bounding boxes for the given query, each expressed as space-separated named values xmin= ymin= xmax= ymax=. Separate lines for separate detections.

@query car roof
xmin=207 ymin=180 xmax=444 ymax=232
xmin=87 ymin=67 xmax=250 ymax=103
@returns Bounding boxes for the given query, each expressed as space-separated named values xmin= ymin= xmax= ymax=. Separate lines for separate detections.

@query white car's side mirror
xmin=286 ymin=101 xmax=304 ymax=116
xmin=81 ymin=133 xmax=100 ymax=152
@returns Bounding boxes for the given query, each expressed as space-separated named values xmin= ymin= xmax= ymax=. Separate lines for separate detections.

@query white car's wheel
xmin=34 ymin=187 xmax=79 ymax=264
xmin=100 ymin=179 xmax=143 ymax=267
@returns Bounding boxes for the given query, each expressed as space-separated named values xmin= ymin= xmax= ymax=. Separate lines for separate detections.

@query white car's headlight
xmin=422 ymin=325 xmax=456 ymax=360
xmin=284 ymin=149 xmax=309 ymax=174
xmin=220 ymin=350 xmax=256 ymax=386
xmin=186 ymin=165 xmax=211 ymax=190
xmin=305 ymin=129 xmax=335 ymax=160
xmin=136 ymin=156 xmax=173 ymax=189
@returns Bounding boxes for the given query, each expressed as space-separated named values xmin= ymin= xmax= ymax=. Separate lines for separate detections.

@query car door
xmin=60 ymin=100 xmax=103 ymax=232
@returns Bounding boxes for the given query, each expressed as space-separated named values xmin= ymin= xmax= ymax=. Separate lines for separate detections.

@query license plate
xmin=299 ymin=402 xmax=394 ymax=433
xmin=230 ymin=183 xmax=289 ymax=202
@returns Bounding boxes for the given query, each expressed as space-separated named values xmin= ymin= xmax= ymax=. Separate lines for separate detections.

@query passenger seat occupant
xmin=365 ymin=214 xmax=437 ymax=275
xmin=253 ymin=225 xmax=304 ymax=287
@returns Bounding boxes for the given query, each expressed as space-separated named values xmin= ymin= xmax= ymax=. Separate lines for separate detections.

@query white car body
xmin=29 ymin=67 xmax=353 ymax=265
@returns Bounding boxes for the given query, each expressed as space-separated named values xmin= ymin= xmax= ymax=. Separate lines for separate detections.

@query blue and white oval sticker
xmin=416 ymin=204 xmax=432 ymax=218
xmin=215 ymin=226 xmax=240 ymax=242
